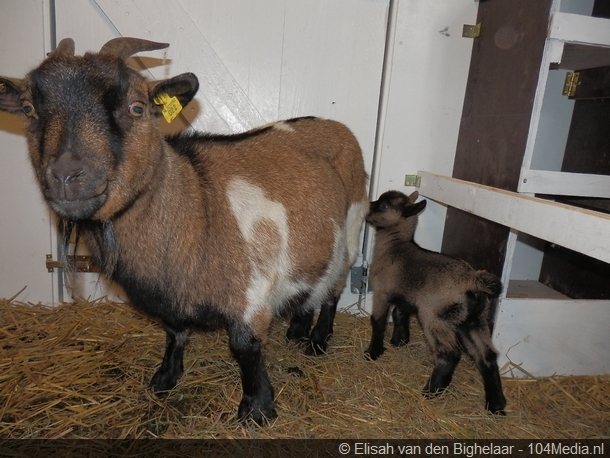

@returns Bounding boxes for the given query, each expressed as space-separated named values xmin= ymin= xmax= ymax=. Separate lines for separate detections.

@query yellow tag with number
xmin=0 ymin=83 xmax=5 ymax=92
xmin=153 ymin=93 xmax=183 ymax=123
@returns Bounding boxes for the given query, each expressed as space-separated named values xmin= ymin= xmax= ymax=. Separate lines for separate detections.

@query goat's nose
xmin=50 ymin=154 xmax=87 ymax=184
xmin=52 ymin=166 xmax=85 ymax=184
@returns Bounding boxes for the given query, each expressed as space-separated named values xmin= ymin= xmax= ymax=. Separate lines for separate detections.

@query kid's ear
xmin=402 ymin=199 xmax=427 ymax=218
xmin=409 ymin=190 xmax=419 ymax=202
xmin=148 ymin=72 xmax=199 ymax=116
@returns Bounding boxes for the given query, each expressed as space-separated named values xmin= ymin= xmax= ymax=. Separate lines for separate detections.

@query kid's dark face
xmin=366 ymin=191 xmax=409 ymax=228
xmin=366 ymin=190 xmax=426 ymax=229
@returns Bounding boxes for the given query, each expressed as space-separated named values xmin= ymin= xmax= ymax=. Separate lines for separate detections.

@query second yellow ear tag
xmin=153 ymin=93 xmax=183 ymax=123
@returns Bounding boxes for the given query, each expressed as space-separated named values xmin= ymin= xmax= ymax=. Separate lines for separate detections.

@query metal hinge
xmin=562 ymin=71 xmax=580 ymax=97
xmin=462 ymin=23 xmax=481 ymax=39
xmin=46 ymin=254 xmax=100 ymax=273
xmin=350 ymin=264 xmax=368 ymax=294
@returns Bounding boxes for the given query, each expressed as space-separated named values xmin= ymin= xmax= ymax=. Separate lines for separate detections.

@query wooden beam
xmin=418 ymin=171 xmax=610 ymax=264
xmin=519 ymin=169 xmax=610 ymax=197
xmin=549 ymin=12 xmax=610 ymax=48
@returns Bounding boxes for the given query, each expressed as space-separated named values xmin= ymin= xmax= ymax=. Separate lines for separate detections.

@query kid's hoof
xmin=486 ymin=400 xmax=507 ymax=416
xmin=149 ymin=369 xmax=179 ymax=393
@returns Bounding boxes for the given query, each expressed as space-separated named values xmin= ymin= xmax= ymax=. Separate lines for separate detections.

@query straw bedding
xmin=0 ymin=297 xmax=608 ymax=439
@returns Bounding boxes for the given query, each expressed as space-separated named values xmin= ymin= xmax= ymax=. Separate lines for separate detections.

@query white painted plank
xmin=179 ymin=0 xmax=286 ymax=123
xmin=278 ymin=0 xmax=388 ymax=156
xmin=0 ymin=0 xmax=57 ymax=304
xmin=549 ymin=12 xmax=610 ymax=48
xmin=520 ymin=169 xmax=610 ymax=198
xmin=417 ymin=171 xmax=610 ymax=264
xmin=494 ymin=298 xmax=610 ymax=376
xmin=518 ymin=39 xmax=555 ymax=173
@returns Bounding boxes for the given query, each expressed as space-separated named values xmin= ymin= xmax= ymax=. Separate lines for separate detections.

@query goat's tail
xmin=474 ymin=271 xmax=502 ymax=299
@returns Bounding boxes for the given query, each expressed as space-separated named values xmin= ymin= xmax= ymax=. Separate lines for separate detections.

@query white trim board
xmin=519 ymin=169 xmax=610 ymax=198
xmin=549 ymin=12 xmax=610 ymax=48
xmin=417 ymin=171 xmax=610 ymax=264
xmin=494 ymin=297 xmax=610 ymax=376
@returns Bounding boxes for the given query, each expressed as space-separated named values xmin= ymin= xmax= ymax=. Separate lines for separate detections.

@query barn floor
xmin=0 ymin=298 xmax=608 ymax=440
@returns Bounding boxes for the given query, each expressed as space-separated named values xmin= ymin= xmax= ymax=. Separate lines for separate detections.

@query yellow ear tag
xmin=153 ymin=93 xmax=182 ymax=123
xmin=0 ymin=83 xmax=5 ymax=91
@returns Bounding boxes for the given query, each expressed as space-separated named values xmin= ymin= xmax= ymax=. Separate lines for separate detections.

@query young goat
xmin=0 ymin=38 xmax=369 ymax=424
xmin=364 ymin=190 xmax=506 ymax=415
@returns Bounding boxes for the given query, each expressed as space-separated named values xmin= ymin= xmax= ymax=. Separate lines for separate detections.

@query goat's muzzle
xmin=45 ymin=154 xmax=108 ymax=220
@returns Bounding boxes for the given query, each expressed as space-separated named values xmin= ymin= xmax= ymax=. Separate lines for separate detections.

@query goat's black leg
xmin=458 ymin=324 xmax=506 ymax=415
xmin=150 ymin=324 xmax=188 ymax=393
xmin=228 ymin=322 xmax=276 ymax=424
xmin=286 ymin=309 xmax=314 ymax=343
xmin=306 ymin=294 xmax=338 ymax=356
xmin=424 ymin=349 xmax=461 ymax=396
xmin=364 ymin=295 xmax=391 ymax=360
xmin=390 ymin=306 xmax=411 ymax=347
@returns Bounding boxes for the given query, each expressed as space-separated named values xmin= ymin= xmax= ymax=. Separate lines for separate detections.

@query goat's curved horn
xmin=49 ymin=38 xmax=75 ymax=57
xmin=99 ymin=37 xmax=169 ymax=61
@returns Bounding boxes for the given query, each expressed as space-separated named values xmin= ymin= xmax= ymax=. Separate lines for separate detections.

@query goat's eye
xmin=22 ymin=101 xmax=37 ymax=118
xmin=128 ymin=102 xmax=145 ymax=117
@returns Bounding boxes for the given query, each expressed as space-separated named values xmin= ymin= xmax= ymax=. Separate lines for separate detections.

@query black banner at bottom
xmin=0 ymin=439 xmax=607 ymax=458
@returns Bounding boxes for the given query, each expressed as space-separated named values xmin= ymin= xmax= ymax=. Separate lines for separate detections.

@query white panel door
xmin=0 ymin=0 xmax=58 ymax=304
xmin=53 ymin=0 xmax=390 ymax=307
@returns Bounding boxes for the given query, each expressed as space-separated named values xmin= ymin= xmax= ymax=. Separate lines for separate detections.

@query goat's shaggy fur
xmin=0 ymin=38 xmax=369 ymax=424
xmin=365 ymin=190 xmax=506 ymax=415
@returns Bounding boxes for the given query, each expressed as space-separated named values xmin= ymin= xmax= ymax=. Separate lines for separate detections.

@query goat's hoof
xmin=286 ymin=325 xmax=310 ymax=343
xmin=237 ymin=397 xmax=277 ymax=425
xmin=390 ymin=337 xmax=409 ymax=347
xmin=364 ymin=346 xmax=384 ymax=361
xmin=305 ymin=340 xmax=327 ymax=356
xmin=149 ymin=369 xmax=180 ymax=394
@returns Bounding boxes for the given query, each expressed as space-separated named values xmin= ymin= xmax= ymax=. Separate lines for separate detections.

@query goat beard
xmin=60 ymin=219 xmax=118 ymax=289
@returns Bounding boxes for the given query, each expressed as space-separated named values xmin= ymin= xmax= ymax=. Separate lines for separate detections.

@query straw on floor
xmin=1 ymin=297 xmax=608 ymax=439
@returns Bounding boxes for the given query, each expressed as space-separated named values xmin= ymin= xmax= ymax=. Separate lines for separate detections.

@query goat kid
xmin=0 ymin=38 xmax=369 ymax=424
xmin=364 ymin=190 xmax=506 ymax=415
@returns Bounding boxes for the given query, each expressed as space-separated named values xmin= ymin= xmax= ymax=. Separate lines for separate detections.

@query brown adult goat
xmin=364 ymin=190 xmax=506 ymax=415
xmin=0 ymin=37 xmax=369 ymax=424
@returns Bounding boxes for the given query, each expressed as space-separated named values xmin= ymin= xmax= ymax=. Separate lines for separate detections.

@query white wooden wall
xmin=369 ymin=0 xmax=478 ymax=252
xmin=0 ymin=0 xmax=59 ymax=304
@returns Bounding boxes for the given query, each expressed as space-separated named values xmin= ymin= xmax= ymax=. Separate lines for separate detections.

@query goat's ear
xmin=409 ymin=190 xmax=419 ymax=202
xmin=148 ymin=73 xmax=199 ymax=115
xmin=402 ymin=199 xmax=427 ymax=218
xmin=0 ymin=78 xmax=25 ymax=114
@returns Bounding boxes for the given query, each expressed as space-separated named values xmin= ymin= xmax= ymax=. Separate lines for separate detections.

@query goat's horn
xmin=99 ymin=37 xmax=169 ymax=61
xmin=49 ymin=38 xmax=75 ymax=57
